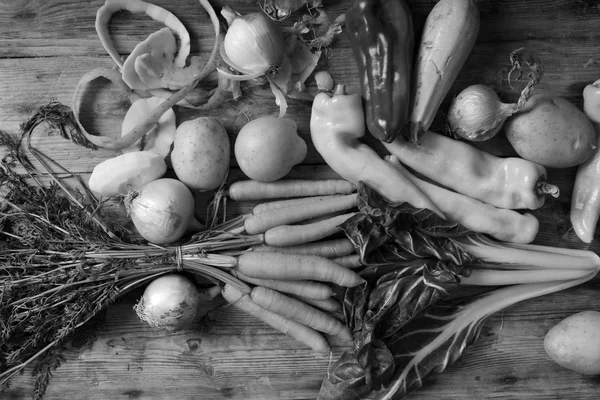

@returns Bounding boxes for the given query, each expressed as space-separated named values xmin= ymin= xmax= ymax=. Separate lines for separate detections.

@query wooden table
xmin=2 ymin=0 xmax=600 ymax=399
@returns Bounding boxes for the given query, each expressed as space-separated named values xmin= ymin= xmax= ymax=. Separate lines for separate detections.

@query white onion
xmin=125 ymin=178 xmax=196 ymax=244
xmin=446 ymin=84 xmax=518 ymax=141
xmin=221 ymin=10 xmax=285 ymax=76
xmin=134 ymin=274 xmax=200 ymax=331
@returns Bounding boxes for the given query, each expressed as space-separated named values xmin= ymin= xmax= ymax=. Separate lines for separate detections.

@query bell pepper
xmin=383 ymin=130 xmax=560 ymax=210
xmin=345 ymin=0 xmax=413 ymax=143
xmin=309 ymin=85 xmax=443 ymax=216
xmin=571 ymin=80 xmax=600 ymax=243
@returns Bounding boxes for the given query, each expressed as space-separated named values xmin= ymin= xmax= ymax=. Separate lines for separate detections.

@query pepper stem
xmin=536 ymin=180 xmax=560 ymax=198
xmin=333 ymin=84 xmax=346 ymax=96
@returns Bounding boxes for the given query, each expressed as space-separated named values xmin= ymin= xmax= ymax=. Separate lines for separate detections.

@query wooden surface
xmin=2 ymin=0 xmax=600 ymax=399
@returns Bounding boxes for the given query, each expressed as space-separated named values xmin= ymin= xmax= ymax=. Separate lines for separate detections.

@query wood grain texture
xmin=2 ymin=0 xmax=600 ymax=399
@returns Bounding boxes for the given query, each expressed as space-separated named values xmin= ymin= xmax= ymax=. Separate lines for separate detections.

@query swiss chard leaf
xmin=319 ymin=183 xmax=478 ymax=400
xmin=321 ymin=288 xmax=492 ymax=400
xmin=361 ymin=298 xmax=489 ymax=399
xmin=320 ymin=183 xmax=597 ymax=400
xmin=342 ymin=184 xmax=478 ymax=268
xmin=317 ymin=348 xmax=371 ymax=400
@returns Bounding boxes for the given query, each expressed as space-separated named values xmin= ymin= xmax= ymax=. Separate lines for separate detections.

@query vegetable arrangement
xmin=2 ymin=0 xmax=600 ymax=399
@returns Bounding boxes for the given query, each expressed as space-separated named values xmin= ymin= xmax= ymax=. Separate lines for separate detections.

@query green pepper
xmin=345 ymin=0 xmax=414 ymax=143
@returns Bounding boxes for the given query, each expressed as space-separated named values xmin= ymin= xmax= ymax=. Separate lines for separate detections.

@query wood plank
xmin=5 ymin=283 xmax=600 ymax=400
xmin=1 ymin=1 xmax=600 ymax=59
xmin=411 ymin=0 xmax=600 ymax=43
xmin=2 ymin=36 xmax=600 ymax=172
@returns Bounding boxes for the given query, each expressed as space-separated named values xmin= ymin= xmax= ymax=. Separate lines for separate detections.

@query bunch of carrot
xmin=215 ymin=177 xmax=366 ymax=352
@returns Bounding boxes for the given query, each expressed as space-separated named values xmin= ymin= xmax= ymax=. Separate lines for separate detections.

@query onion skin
xmin=127 ymin=178 xmax=196 ymax=244
xmin=447 ymin=84 xmax=517 ymax=141
xmin=135 ymin=274 xmax=201 ymax=332
xmin=223 ymin=11 xmax=285 ymax=75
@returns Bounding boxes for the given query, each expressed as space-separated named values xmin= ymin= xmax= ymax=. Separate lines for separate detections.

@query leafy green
xmin=318 ymin=183 xmax=599 ymax=400
xmin=320 ymin=184 xmax=474 ymax=399
xmin=343 ymin=184 xmax=477 ymax=267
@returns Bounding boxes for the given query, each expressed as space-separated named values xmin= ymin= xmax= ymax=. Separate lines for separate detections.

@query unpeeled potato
xmin=171 ymin=117 xmax=230 ymax=191
xmin=504 ymin=95 xmax=596 ymax=168
xmin=544 ymin=310 xmax=600 ymax=375
xmin=234 ymin=116 xmax=307 ymax=182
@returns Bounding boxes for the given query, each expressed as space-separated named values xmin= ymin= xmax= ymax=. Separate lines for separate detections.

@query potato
xmin=504 ymin=94 xmax=596 ymax=168
xmin=88 ymin=151 xmax=167 ymax=197
xmin=544 ymin=310 xmax=600 ymax=375
xmin=234 ymin=116 xmax=307 ymax=182
xmin=171 ymin=117 xmax=230 ymax=191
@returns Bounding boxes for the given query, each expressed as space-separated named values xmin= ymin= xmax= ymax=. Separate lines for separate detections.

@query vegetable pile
xmin=2 ymin=0 xmax=600 ymax=399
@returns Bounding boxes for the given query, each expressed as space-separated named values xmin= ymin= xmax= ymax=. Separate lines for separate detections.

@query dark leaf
xmin=317 ymin=349 xmax=369 ymax=400
xmin=323 ymin=182 xmax=480 ymax=400
xmin=366 ymin=299 xmax=489 ymax=399
xmin=341 ymin=183 xmax=478 ymax=268
xmin=357 ymin=339 xmax=395 ymax=389
xmin=322 ymin=294 xmax=491 ymax=400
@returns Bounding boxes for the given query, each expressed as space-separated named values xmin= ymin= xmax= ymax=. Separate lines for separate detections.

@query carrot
xmin=198 ymin=285 xmax=222 ymax=302
xmin=386 ymin=155 xmax=539 ymax=244
xmin=227 ymin=179 xmax=355 ymax=201
xmin=408 ymin=0 xmax=480 ymax=143
xmin=221 ymin=283 xmax=331 ymax=353
xmin=230 ymin=270 xmax=334 ymax=300
xmin=292 ymin=295 xmax=342 ymax=313
xmin=263 ymin=212 xmax=357 ymax=247
xmin=252 ymin=194 xmax=351 ymax=214
xmin=332 ymin=254 xmax=362 ymax=269
xmin=236 ymin=252 xmax=364 ymax=287
xmin=250 ymin=286 xmax=353 ymax=344
xmin=244 ymin=193 xmax=358 ymax=234
xmin=296 ymin=211 xmax=347 ymax=226
xmin=251 ymin=238 xmax=356 ymax=258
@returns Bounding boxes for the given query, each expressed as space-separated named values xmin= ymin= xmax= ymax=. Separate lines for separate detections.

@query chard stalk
xmin=379 ymin=270 xmax=598 ymax=400
xmin=461 ymin=267 xmax=594 ymax=286
xmin=456 ymin=235 xmax=600 ymax=271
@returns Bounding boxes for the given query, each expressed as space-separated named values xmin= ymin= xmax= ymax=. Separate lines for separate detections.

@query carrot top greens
xmin=0 ymin=107 xmax=255 ymax=398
